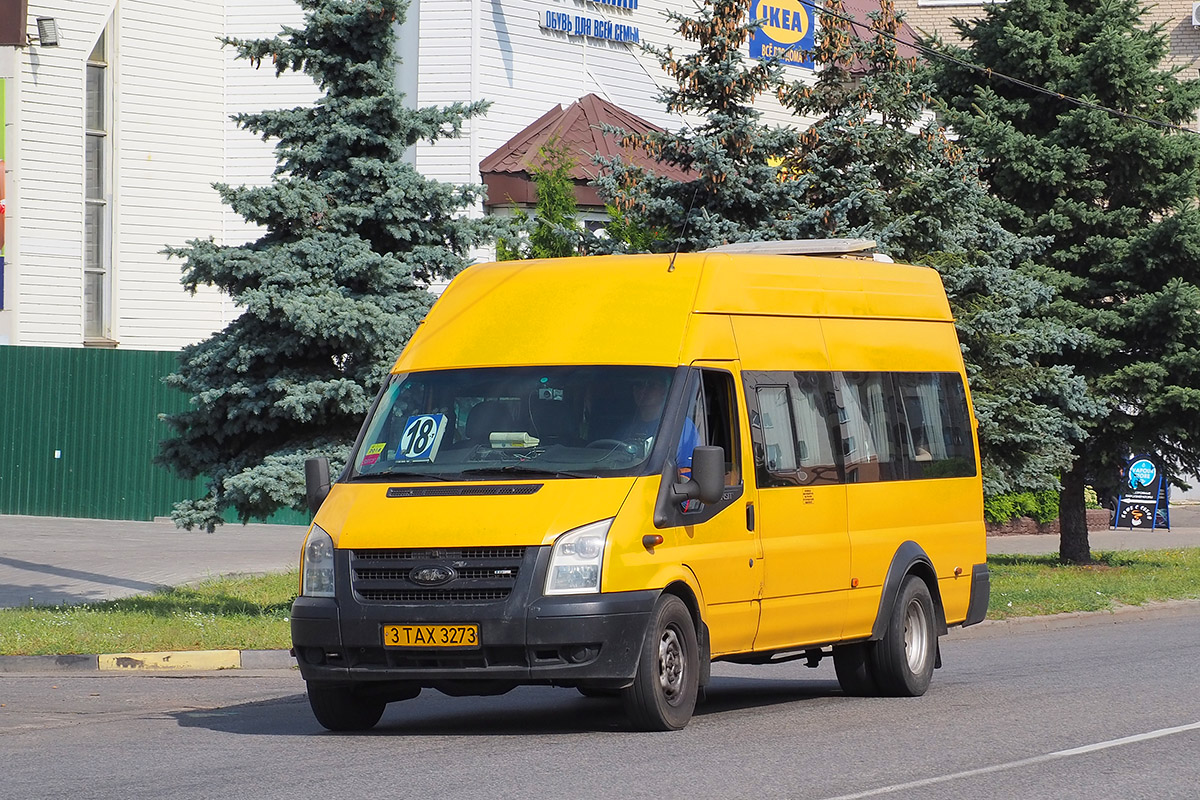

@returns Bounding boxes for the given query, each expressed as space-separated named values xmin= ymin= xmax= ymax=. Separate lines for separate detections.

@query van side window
xmin=834 ymin=373 xmax=902 ymax=483
xmin=755 ymin=385 xmax=797 ymax=478
xmin=748 ymin=373 xmax=840 ymax=487
xmin=895 ymin=372 xmax=976 ymax=479
xmin=746 ymin=370 xmax=976 ymax=487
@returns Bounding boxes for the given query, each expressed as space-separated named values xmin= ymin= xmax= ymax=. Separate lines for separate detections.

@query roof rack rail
xmin=703 ymin=238 xmax=878 ymax=257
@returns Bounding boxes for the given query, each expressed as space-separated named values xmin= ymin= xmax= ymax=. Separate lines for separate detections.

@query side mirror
xmin=305 ymin=457 xmax=331 ymax=516
xmin=671 ymin=445 xmax=725 ymax=506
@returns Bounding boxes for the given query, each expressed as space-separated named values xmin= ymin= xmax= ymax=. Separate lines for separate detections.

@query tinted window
xmin=745 ymin=370 xmax=976 ymax=487
xmin=745 ymin=372 xmax=839 ymax=487
xmin=834 ymin=372 xmax=903 ymax=483
xmin=894 ymin=372 xmax=976 ymax=479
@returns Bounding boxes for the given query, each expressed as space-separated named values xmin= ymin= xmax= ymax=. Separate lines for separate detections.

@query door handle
xmin=746 ymin=502 xmax=755 ymax=531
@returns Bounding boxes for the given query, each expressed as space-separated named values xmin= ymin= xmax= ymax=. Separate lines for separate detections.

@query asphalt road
xmin=2 ymin=604 xmax=1197 ymax=800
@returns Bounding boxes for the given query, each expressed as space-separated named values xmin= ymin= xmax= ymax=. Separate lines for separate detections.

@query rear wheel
xmin=622 ymin=594 xmax=699 ymax=731
xmin=832 ymin=642 xmax=879 ymax=696
xmin=306 ymin=682 xmax=386 ymax=732
xmin=868 ymin=575 xmax=937 ymax=697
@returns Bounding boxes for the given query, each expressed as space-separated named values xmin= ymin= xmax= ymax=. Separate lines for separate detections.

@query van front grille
xmin=350 ymin=547 xmax=528 ymax=605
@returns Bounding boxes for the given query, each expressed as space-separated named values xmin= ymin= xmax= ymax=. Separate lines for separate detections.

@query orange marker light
xmin=643 ymin=534 xmax=664 ymax=549
xmin=954 ymin=566 xmax=963 ymax=576
xmin=850 ymin=577 xmax=859 ymax=588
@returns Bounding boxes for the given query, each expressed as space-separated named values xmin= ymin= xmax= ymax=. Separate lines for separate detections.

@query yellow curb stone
xmin=98 ymin=650 xmax=241 ymax=671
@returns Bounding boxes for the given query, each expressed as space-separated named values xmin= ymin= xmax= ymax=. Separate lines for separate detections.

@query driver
xmin=627 ymin=378 xmax=700 ymax=478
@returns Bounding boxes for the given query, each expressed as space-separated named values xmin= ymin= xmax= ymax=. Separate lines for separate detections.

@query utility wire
xmin=789 ymin=0 xmax=1200 ymax=136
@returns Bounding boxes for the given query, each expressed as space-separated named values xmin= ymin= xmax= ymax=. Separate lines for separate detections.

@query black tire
xmin=868 ymin=575 xmax=937 ymax=697
xmin=832 ymin=642 xmax=879 ymax=696
xmin=306 ymin=682 xmax=386 ymax=732
xmin=622 ymin=594 xmax=699 ymax=731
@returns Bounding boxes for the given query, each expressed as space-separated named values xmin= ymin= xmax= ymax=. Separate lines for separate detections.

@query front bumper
xmin=291 ymin=545 xmax=658 ymax=689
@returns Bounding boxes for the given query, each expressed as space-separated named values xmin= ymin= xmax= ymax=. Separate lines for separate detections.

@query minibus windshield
xmin=348 ymin=366 xmax=676 ymax=480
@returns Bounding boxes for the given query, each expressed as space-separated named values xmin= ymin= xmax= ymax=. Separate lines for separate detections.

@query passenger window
xmin=744 ymin=371 xmax=840 ymax=488
xmin=756 ymin=386 xmax=797 ymax=477
xmin=833 ymin=373 xmax=902 ymax=483
xmin=895 ymin=373 xmax=976 ymax=479
xmin=790 ymin=373 xmax=839 ymax=485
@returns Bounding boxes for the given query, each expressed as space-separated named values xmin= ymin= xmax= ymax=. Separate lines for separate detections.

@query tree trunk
xmin=1059 ymin=460 xmax=1092 ymax=564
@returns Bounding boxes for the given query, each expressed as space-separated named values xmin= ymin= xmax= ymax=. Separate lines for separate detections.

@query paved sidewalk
xmin=987 ymin=527 xmax=1200 ymax=555
xmin=0 ymin=515 xmax=303 ymax=609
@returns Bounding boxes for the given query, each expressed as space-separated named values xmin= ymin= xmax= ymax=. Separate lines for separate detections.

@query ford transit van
xmin=291 ymin=240 xmax=990 ymax=731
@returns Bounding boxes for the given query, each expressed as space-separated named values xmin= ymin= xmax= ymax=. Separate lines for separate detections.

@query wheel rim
xmin=903 ymin=597 xmax=929 ymax=673
xmin=657 ymin=625 xmax=685 ymax=704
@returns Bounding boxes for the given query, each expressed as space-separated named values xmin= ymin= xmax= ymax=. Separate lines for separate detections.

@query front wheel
xmin=306 ymin=682 xmax=386 ymax=732
xmin=622 ymin=594 xmax=699 ymax=731
xmin=868 ymin=575 xmax=937 ymax=697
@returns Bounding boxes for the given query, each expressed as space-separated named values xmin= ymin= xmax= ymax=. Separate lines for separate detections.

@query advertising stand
xmin=1113 ymin=454 xmax=1170 ymax=530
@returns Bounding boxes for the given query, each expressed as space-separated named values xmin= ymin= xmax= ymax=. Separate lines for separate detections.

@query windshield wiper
xmin=458 ymin=466 xmax=599 ymax=479
xmin=352 ymin=470 xmax=456 ymax=482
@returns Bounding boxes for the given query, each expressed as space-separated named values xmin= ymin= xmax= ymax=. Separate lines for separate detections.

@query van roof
xmin=392 ymin=252 xmax=953 ymax=371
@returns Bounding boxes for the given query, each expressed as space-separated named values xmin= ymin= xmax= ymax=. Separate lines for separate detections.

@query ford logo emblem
xmin=409 ymin=565 xmax=456 ymax=586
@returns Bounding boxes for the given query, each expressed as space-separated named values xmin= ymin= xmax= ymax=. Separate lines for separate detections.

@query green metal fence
xmin=0 ymin=345 xmax=304 ymax=524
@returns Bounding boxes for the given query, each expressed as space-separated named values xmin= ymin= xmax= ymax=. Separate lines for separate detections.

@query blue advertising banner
xmin=1114 ymin=454 xmax=1170 ymax=530
xmin=749 ymin=0 xmax=815 ymax=69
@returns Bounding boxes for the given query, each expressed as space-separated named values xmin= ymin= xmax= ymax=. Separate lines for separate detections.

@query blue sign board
xmin=749 ymin=0 xmax=815 ymax=69
xmin=1114 ymin=454 xmax=1170 ymax=530
xmin=541 ymin=9 xmax=640 ymax=44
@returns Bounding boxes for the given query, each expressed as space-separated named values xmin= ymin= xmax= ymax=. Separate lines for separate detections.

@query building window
xmin=84 ymin=30 xmax=111 ymax=341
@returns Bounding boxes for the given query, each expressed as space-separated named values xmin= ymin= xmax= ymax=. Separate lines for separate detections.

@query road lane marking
xmin=819 ymin=720 xmax=1200 ymax=800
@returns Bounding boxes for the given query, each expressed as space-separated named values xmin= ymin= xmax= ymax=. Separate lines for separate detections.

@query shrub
xmin=984 ymin=489 xmax=1060 ymax=524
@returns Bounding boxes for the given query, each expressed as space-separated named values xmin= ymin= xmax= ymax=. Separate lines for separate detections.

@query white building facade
xmin=0 ymin=0 xmax=826 ymax=352
xmin=0 ymin=0 xmax=315 ymax=350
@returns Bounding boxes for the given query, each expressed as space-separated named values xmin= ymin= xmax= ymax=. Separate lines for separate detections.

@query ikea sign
xmin=749 ymin=0 xmax=815 ymax=68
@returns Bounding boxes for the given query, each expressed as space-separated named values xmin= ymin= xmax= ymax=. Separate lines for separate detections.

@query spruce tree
xmin=772 ymin=1 xmax=1097 ymax=496
xmin=159 ymin=0 xmax=492 ymax=531
xmin=592 ymin=0 xmax=803 ymax=252
xmin=596 ymin=0 xmax=1091 ymax=496
xmin=926 ymin=0 xmax=1200 ymax=562
xmin=496 ymin=136 xmax=584 ymax=260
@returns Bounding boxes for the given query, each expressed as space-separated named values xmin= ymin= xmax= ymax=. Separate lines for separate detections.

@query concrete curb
xmin=0 ymin=648 xmax=295 ymax=674
xmin=952 ymin=598 xmax=1200 ymax=640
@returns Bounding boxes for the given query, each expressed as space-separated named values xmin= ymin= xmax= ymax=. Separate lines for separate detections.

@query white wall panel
xmin=115 ymin=1 xmax=230 ymax=350
xmin=13 ymin=3 xmax=113 ymax=346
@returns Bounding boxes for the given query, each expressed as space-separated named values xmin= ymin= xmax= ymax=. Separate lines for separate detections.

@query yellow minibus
xmin=292 ymin=240 xmax=989 ymax=731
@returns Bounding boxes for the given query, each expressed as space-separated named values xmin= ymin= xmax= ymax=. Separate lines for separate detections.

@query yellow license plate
xmin=382 ymin=624 xmax=480 ymax=648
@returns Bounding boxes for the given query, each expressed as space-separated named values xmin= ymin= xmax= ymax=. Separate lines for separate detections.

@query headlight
xmin=301 ymin=525 xmax=337 ymax=598
xmin=544 ymin=519 xmax=612 ymax=596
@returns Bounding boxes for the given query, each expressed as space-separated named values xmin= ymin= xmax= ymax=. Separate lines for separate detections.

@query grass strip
xmin=0 ymin=571 xmax=298 ymax=657
xmin=988 ymin=548 xmax=1200 ymax=618
xmin=1 ymin=549 xmax=1198 ymax=655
